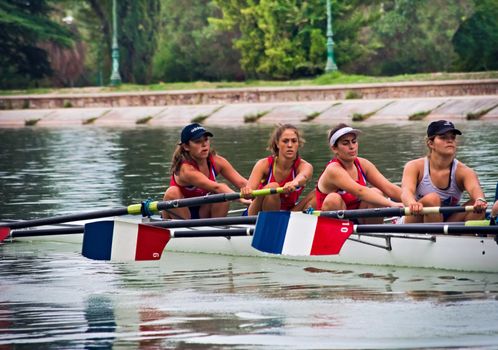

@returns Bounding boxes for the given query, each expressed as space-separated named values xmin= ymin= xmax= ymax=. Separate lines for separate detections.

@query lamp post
xmin=109 ymin=0 xmax=122 ymax=86
xmin=325 ymin=0 xmax=338 ymax=72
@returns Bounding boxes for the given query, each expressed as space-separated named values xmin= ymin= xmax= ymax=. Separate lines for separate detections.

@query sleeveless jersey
xmin=169 ymin=154 xmax=218 ymax=198
xmin=315 ymin=158 xmax=367 ymax=210
xmin=416 ymin=157 xmax=462 ymax=206
xmin=259 ymin=155 xmax=303 ymax=210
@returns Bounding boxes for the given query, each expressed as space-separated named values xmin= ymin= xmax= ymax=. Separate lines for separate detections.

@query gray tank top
xmin=416 ymin=157 xmax=462 ymax=206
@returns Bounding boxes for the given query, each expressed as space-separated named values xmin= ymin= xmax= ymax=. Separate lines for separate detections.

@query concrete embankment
xmin=0 ymin=80 xmax=497 ymax=127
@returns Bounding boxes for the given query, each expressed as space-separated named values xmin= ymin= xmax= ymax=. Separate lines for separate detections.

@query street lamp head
xmin=62 ymin=15 xmax=74 ymax=24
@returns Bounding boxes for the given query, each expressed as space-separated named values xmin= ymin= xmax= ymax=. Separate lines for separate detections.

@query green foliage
xmin=452 ymin=0 xmax=498 ymax=71
xmin=152 ymin=0 xmax=243 ymax=82
xmin=0 ymin=0 xmax=74 ymax=88
xmin=363 ymin=0 xmax=473 ymax=75
xmin=118 ymin=0 xmax=160 ymax=84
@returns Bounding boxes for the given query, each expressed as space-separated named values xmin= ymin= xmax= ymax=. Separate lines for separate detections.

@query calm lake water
xmin=1 ymin=122 xmax=498 ymax=349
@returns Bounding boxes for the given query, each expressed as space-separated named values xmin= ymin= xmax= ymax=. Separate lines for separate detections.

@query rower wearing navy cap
xmin=162 ymin=123 xmax=249 ymax=219
xmin=401 ymin=120 xmax=487 ymax=223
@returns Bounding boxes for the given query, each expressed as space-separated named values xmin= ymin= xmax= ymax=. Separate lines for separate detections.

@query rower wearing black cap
xmin=162 ymin=123 xmax=249 ymax=219
xmin=401 ymin=120 xmax=488 ymax=223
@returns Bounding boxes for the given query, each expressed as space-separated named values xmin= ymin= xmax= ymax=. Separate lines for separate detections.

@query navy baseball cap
xmin=427 ymin=120 xmax=462 ymax=137
xmin=180 ymin=123 xmax=213 ymax=144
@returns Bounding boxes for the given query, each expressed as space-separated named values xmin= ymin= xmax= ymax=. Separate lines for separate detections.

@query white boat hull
xmin=8 ymin=220 xmax=498 ymax=273
xmin=164 ymin=232 xmax=498 ymax=273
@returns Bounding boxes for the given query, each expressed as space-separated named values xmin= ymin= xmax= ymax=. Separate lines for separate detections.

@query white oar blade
xmin=252 ymin=211 xmax=353 ymax=255
xmin=82 ymin=219 xmax=171 ymax=261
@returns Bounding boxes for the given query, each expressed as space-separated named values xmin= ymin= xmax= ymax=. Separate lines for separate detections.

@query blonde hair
xmin=267 ymin=124 xmax=305 ymax=156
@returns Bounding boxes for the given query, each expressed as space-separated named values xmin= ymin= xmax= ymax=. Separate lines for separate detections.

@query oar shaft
xmin=2 ymin=208 xmax=128 ymax=230
xmin=1 ymin=188 xmax=281 ymax=232
xmin=354 ymin=224 xmax=498 ymax=234
xmin=315 ymin=206 xmax=474 ymax=219
xmin=11 ymin=226 xmax=84 ymax=237
xmin=171 ymin=228 xmax=254 ymax=238
xmin=9 ymin=217 xmax=258 ymax=238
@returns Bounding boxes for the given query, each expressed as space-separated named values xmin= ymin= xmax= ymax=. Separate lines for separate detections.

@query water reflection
xmin=1 ymin=242 xmax=498 ymax=349
xmin=1 ymin=122 xmax=497 ymax=220
xmin=1 ymin=122 xmax=498 ymax=348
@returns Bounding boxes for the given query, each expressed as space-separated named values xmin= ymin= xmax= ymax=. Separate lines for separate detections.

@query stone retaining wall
xmin=1 ymin=79 xmax=497 ymax=110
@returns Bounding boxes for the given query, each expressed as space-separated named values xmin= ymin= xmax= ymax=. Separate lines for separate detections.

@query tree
xmin=362 ymin=0 xmax=473 ymax=75
xmin=452 ymin=0 xmax=498 ymax=71
xmin=152 ymin=0 xmax=243 ymax=83
xmin=212 ymin=0 xmax=380 ymax=79
xmin=0 ymin=0 xmax=74 ymax=88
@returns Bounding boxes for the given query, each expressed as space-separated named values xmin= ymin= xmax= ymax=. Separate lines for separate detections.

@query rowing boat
xmin=7 ymin=216 xmax=498 ymax=273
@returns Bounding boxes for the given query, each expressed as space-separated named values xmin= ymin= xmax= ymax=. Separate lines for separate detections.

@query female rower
xmin=315 ymin=123 xmax=403 ymax=224
xmin=491 ymin=201 xmax=498 ymax=225
xmin=162 ymin=123 xmax=249 ymax=219
xmin=401 ymin=120 xmax=487 ymax=223
xmin=240 ymin=124 xmax=313 ymax=215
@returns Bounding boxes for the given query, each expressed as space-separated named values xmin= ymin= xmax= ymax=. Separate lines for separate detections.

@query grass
xmin=191 ymin=115 xmax=209 ymax=123
xmin=136 ymin=116 xmax=153 ymax=124
xmin=301 ymin=111 xmax=321 ymax=122
xmin=244 ymin=110 xmax=269 ymax=123
xmin=24 ymin=118 xmax=40 ymax=126
xmin=352 ymin=101 xmax=394 ymax=122
xmin=1 ymin=71 xmax=496 ymax=96
xmin=466 ymin=104 xmax=498 ymax=120
xmin=408 ymin=110 xmax=432 ymax=121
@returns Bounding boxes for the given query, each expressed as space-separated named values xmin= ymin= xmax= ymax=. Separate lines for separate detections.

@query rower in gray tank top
xmin=416 ymin=157 xmax=462 ymax=206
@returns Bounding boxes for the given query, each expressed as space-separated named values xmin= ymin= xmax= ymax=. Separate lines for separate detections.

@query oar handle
xmin=153 ymin=187 xmax=284 ymax=212
xmin=354 ymin=223 xmax=498 ymax=234
xmin=404 ymin=206 xmax=475 ymax=215
xmin=314 ymin=206 xmax=475 ymax=219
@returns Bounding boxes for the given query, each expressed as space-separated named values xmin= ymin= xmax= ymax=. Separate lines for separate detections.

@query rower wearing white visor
xmin=315 ymin=123 xmax=403 ymax=224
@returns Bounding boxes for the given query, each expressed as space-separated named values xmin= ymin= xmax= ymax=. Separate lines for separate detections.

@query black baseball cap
xmin=427 ymin=120 xmax=462 ymax=137
xmin=180 ymin=123 xmax=213 ymax=144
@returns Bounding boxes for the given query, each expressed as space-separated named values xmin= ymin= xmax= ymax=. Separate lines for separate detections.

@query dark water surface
xmin=1 ymin=122 xmax=498 ymax=349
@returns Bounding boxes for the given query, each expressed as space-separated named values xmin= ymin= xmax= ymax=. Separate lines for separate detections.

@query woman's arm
xmin=401 ymin=159 xmax=423 ymax=213
xmin=240 ymin=158 xmax=268 ymax=197
xmin=215 ymin=155 xmax=248 ymax=189
xmin=177 ymin=163 xmax=233 ymax=194
xmin=458 ymin=163 xmax=487 ymax=212
xmin=282 ymin=159 xmax=313 ymax=193
xmin=323 ymin=164 xmax=400 ymax=207
xmin=360 ymin=158 xmax=401 ymax=201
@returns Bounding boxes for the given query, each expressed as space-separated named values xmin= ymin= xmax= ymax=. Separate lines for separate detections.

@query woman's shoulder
xmin=405 ymin=157 xmax=425 ymax=168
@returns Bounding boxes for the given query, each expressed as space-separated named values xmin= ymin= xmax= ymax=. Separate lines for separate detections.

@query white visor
xmin=330 ymin=127 xmax=361 ymax=146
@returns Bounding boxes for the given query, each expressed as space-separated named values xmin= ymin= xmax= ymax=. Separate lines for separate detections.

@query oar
xmin=81 ymin=218 xmax=257 ymax=261
xmin=80 ymin=210 xmax=497 ymax=261
xmin=311 ymin=205 xmax=477 ymax=219
xmin=7 ymin=205 xmax=493 ymax=242
xmin=0 ymin=188 xmax=282 ymax=241
xmin=8 ymin=216 xmax=257 ymax=239
xmin=251 ymin=211 xmax=497 ymax=256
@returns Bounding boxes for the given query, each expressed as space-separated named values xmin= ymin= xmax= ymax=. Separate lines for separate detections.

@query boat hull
xmin=8 ymin=222 xmax=498 ymax=273
xmin=164 ymin=233 xmax=498 ymax=273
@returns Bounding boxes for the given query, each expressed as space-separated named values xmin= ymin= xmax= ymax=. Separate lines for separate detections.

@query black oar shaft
xmin=317 ymin=206 xmax=471 ymax=219
xmin=9 ymin=217 xmax=258 ymax=238
xmin=355 ymin=224 xmax=498 ymax=234
xmin=171 ymin=228 xmax=254 ymax=238
xmin=11 ymin=226 xmax=85 ymax=237
xmin=2 ymin=208 xmax=128 ymax=230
